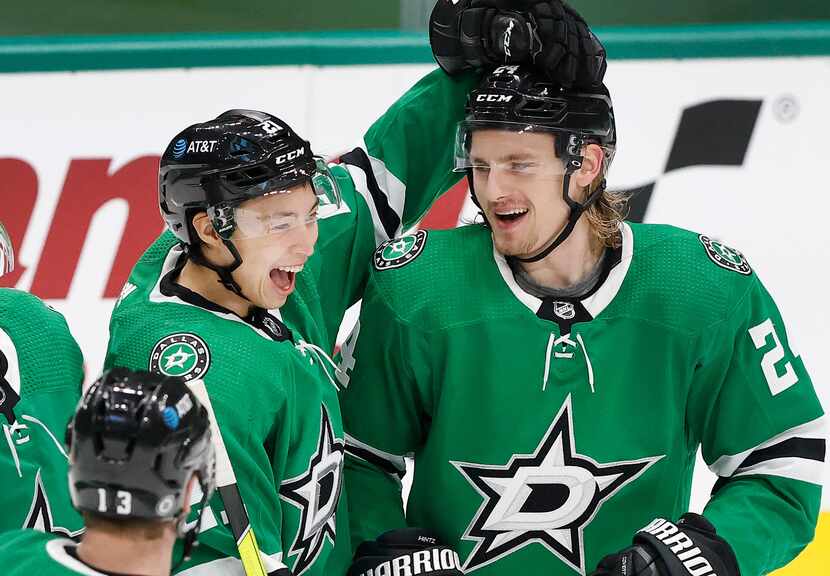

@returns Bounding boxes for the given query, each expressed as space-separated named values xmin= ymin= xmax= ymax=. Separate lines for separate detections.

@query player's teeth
xmin=277 ymin=265 xmax=304 ymax=273
xmin=496 ymin=209 xmax=528 ymax=215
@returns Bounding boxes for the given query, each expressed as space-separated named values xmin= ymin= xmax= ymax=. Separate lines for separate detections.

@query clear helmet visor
xmin=0 ymin=222 xmax=13 ymax=277
xmin=453 ymin=120 xmax=570 ymax=180
xmin=221 ymin=157 xmax=341 ymax=239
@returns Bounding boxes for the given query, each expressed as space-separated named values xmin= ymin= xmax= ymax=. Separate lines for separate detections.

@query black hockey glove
xmin=347 ymin=528 xmax=464 ymax=576
xmin=590 ymin=514 xmax=741 ymax=576
xmin=429 ymin=0 xmax=606 ymax=87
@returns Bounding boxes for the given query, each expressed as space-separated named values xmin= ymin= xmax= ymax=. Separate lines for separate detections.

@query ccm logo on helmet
xmin=476 ymin=94 xmax=513 ymax=103
xmin=274 ymin=147 xmax=305 ymax=165
xmin=356 ymin=548 xmax=462 ymax=576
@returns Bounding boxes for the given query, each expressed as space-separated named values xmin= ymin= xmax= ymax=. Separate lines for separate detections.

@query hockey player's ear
xmin=191 ymin=212 xmax=223 ymax=249
xmin=573 ymin=143 xmax=604 ymax=189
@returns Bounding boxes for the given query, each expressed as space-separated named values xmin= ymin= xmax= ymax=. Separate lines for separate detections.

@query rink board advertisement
xmin=1 ymin=45 xmax=828 ymax=573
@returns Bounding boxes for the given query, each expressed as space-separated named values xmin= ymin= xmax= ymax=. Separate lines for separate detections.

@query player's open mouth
xmin=270 ymin=264 xmax=304 ymax=294
xmin=493 ymin=208 xmax=529 ymax=229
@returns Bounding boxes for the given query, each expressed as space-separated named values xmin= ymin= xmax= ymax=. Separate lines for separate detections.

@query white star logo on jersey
xmin=280 ymin=405 xmax=345 ymax=576
xmin=164 ymin=346 xmax=195 ymax=370
xmin=451 ymin=396 xmax=663 ymax=575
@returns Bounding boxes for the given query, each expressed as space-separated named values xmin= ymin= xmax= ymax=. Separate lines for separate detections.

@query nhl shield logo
xmin=553 ymin=302 xmax=576 ymax=320
xmin=149 ymin=333 xmax=211 ymax=380
xmin=374 ymin=230 xmax=428 ymax=271
xmin=699 ymin=235 xmax=752 ymax=275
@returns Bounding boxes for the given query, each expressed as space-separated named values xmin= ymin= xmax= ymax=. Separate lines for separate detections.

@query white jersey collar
xmin=149 ymin=244 xmax=285 ymax=342
xmin=45 ymin=538 xmax=110 ymax=576
xmin=492 ymin=222 xmax=634 ymax=320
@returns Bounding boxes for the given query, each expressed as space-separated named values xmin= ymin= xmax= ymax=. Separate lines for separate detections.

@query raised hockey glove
xmin=429 ymin=0 xmax=606 ymax=87
xmin=347 ymin=528 xmax=464 ymax=576
xmin=590 ymin=514 xmax=741 ymax=576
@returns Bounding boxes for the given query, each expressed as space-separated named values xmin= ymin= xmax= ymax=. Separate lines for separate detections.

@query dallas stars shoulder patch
xmin=149 ymin=333 xmax=210 ymax=381
xmin=373 ymin=230 xmax=428 ymax=271
xmin=699 ymin=235 xmax=752 ymax=275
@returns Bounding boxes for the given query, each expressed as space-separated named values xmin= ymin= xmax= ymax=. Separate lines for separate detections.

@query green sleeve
xmin=310 ymin=69 xmax=477 ymax=340
xmin=338 ymin=273 xmax=434 ymax=549
xmin=687 ymin=276 xmax=825 ymax=576
xmin=0 ymin=293 xmax=83 ymax=536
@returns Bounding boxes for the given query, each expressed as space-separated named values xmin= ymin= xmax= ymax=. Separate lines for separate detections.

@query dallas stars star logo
xmin=149 ymin=333 xmax=210 ymax=380
xmin=451 ymin=396 xmax=663 ymax=575
xmin=164 ymin=346 xmax=194 ymax=370
xmin=279 ymin=405 xmax=345 ymax=576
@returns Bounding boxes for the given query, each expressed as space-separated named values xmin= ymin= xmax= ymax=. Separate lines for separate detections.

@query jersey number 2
xmin=748 ymin=318 xmax=798 ymax=396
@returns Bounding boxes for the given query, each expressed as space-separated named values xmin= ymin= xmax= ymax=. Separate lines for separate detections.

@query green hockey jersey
xmin=0 ymin=529 xmax=109 ymax=576
xmin=339 ymin=222 xmax=826 ymax=576
xmin=106 ymin=68 xmax=475 ymax=576
xmin=0 ymin=289 xmax=84 ymax=538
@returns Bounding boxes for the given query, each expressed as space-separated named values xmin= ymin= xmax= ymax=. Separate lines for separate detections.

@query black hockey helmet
xmin=0 ymin=221 xmax=13 ymax=277
xmin=67 ymin=368 xmax=215 ymax=560
xmin=456 ymin=64 xmax=616 ymax=262
xmin=158 ymin=109 xmax=341 ymax=297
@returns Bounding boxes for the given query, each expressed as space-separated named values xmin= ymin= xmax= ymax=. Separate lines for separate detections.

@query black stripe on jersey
xmin=341 ymin=147 xmax=401 ymax=240
xmin=711 ymin=436 xmax=826 ymax=496
xmin=345 ymin=443 xmax=405 ymax=479
xmin=737 ymin=437 xmax=826 ymax=470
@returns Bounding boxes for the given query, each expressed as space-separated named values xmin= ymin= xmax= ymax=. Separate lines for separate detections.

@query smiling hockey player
xmin=338 ymin=61 xmax=826 ymax=576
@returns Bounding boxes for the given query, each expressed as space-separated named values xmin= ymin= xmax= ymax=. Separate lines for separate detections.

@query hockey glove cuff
xmin=347 ymin=528 xmax=464 ymax=576
xmin=591 ymin=514 xmax=741 ymax=576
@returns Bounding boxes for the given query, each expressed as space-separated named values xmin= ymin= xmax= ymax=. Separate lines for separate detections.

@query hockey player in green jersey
xmin=105 ymin=8 xmax=601 ymax=575
xmin=338 ymin=63 xmax=826 ymax=576
xmin=0 ymin=368 xmax=216 ymax=576
xmin=0 ymin=222 xmax=85 ymax=538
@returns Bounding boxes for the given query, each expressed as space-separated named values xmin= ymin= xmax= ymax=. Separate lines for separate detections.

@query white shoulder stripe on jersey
xmin=343 ymin=146 xmax=406 ymax=245
xmin=345 ymin=433 xmax=407 ymax=476
xmin=732 ymin=456 xmax=825 ymax=485
xmin=709 ymin=416 xmax=826 ymax=482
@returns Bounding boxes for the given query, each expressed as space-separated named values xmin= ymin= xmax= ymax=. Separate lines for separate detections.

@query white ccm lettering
xmin=275 ymin=147 xmax=305 ymax=165
xmin=641 ymin=519 xmax=717 ymax=576
xmin=475 ymin=94 xmax=513 ymax=103
xmin=357 ymin=549 xmax=462 ymax=576
xmin=186 ymin=140 xmax=219 ymax=153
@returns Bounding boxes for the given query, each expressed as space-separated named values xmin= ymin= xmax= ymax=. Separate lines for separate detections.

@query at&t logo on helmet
xmin=171 ymin=139 xmax=187 ymax=159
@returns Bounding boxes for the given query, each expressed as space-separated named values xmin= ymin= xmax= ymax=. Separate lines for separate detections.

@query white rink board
xmin=1 ymin=58 xmax=827 ymax=513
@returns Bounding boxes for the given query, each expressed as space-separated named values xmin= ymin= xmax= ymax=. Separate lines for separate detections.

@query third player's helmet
xmin=158 ymin=109 xmax=341 ymax=296
xmin=455 ymin=64 xmax=616 ymax=262
xmin=67 ymin=368 xmax=215 ymax=562
xmin=0 ymin=222 xmax=14 ymax=277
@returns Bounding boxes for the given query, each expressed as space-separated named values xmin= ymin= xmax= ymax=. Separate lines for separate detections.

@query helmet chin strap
xmin=513 ymin=171 xmax=606 ymax=264
xmin=186 ymin=205 xmax=259 ymax=308
xmin=468 ymin=169 xmax=606 ymax=265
